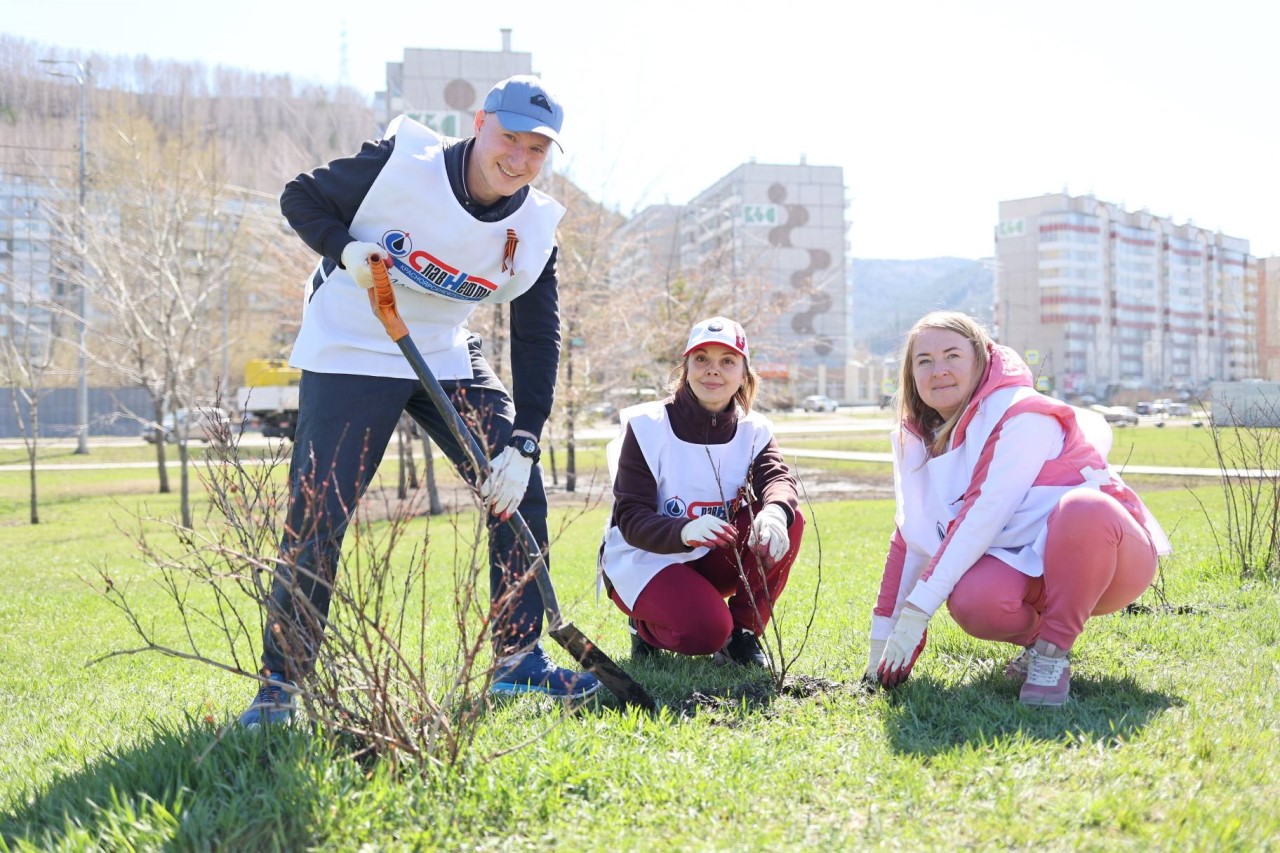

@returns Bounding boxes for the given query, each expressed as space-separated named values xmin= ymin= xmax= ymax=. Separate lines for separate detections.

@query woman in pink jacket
xmin=868 ymin=311 xmax=1170 ymax=705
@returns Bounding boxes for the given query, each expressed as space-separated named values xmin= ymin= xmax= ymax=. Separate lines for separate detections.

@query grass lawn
xmin=0 ymin=453 xmax=1277 ymax=849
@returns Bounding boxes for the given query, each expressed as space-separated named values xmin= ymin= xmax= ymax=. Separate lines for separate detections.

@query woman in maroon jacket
xmin=599 ymin=317 xmax=805 ymax=668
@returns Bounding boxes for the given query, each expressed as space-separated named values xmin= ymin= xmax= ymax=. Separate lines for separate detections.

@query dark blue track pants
xmin=260 ymin=346 xmax=548 ymax=677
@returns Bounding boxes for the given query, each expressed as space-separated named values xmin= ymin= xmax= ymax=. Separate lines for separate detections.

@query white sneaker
xmin=1019 ymin=648 xmax=1071 ymax=707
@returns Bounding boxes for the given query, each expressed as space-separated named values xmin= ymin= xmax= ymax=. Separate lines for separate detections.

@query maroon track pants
xmin=610 ymin=505 xmax=805 ymax=656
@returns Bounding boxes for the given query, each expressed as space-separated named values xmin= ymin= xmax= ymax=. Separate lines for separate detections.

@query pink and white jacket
xmin=870 ymin=344 xmax=1171 ymax=642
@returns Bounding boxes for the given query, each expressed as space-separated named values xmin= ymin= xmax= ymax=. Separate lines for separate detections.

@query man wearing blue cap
xmin=239 ymin=75 xmax=599 ymax=726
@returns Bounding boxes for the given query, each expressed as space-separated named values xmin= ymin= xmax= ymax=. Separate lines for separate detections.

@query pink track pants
xmin=945 ymin=489 xmax=1157 ymax=651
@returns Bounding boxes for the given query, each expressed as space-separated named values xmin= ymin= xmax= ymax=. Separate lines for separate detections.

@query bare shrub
xmin=92 ymin=423 xmax=552 ymax=771
xmin=1193 ymin=396 xmax=1280 ymax=581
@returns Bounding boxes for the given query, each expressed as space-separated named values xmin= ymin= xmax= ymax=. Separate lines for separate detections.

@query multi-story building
xmin=1260 ymin=256 xmax=1280 ymax=381
xmin=0 ymin=169 xmax=61 ymax=357
xmin=619 ymin=160 xmax=849 ymax=399
xmin=378 ymin=29 xmax=535 ymax=134
xmin=995 ymin=192 xmax=1258 ymax=399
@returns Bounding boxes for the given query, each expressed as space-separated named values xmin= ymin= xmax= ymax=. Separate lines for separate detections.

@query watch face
xmin=513 ymin=437 xmax=538 ymax=457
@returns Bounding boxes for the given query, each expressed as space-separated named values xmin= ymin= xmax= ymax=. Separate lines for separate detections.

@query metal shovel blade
xmin=548 ymin=622 xmax=657 ymax=712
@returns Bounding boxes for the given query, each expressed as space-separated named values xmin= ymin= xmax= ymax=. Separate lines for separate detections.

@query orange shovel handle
xmin=366 ymin=254 xmax=408 ymax=341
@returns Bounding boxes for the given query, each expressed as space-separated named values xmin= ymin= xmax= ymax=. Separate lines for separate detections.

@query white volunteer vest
xmin=599 ymin=401 xmax=774 ymax=608
xmin=290 ymin=116 xmax=566 ymax=380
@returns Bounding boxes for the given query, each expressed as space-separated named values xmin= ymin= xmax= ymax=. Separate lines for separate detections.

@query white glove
xmin=680 ymin=514 xmax=738 ymax=549
xmin=877 ymin=606 xmax=929 ymax=687
xmin=480 ymin=446 xmax=533 ymax=519
xmin=341 ymin=241 xmax=386 ymax=289
xmin=865 ymin=637 xmax=887 ymax=681
xmin=748 ymin=504 xmax=790 ymax=565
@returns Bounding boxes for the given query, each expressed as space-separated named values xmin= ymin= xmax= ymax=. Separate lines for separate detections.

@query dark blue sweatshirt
xmin=279 ymin=135 xmax=561 ymax=439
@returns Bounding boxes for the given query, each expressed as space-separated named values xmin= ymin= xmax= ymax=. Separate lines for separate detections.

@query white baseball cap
xmin=683 ymin=316 xmax=749 ymax=360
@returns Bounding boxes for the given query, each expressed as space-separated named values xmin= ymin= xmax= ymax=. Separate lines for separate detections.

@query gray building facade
xmin=995 ymin=192 xmax=1257 ymax=399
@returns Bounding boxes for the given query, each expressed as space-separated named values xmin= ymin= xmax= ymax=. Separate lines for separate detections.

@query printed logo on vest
xmin=662 ymin=497 xmax=686 ymax=518
xmin=382 ymin=229 xmax=499 ymax=302
xmin=687 ymin=501 xmax=729 ymax=521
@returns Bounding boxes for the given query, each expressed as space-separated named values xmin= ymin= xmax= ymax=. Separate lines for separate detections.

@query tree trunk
xmin=153 ymin=401 xmax=170 ymax=494
xmin=565 ymin=337 xmax=577 ymax=494
xmin=179 ymin=436 xmax=191 ymax=529
xmin=396 ymin=426 xmax=408 ymax=500
xmin=26 ymin=406 xmax=39 ymax=525
xmin=422 ymin=435 xmax=443 ymax=515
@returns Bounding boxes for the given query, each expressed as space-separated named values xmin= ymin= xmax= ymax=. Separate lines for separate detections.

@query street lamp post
xmin=39 ymin=58 xmax=90 ymax=454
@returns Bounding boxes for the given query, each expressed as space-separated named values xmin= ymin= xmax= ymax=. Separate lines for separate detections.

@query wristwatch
xmin=508 ymin=435 xmax=541 ymax=464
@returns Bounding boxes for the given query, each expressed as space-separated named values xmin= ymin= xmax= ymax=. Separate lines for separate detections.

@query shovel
xmin=365 ymin=256 xmax=656 ymax=713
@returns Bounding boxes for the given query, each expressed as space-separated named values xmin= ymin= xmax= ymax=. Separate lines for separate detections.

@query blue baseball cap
xmin=482 ymin=75 xmax=564 ymax=150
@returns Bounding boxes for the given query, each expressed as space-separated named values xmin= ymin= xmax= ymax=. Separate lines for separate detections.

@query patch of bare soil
xmin=676 ymin=673 xmax=851 ymax=719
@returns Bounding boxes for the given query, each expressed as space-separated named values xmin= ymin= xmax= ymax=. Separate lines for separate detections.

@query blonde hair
xmin=896 ymin=311 xmax=992 ymax=456
xmin=669 ymin=351 xmax=760 ymax=412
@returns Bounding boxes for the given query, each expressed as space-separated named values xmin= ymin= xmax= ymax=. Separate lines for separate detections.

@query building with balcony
xmin=618 ymin=160 xmax=850 ymax=399
xmin=995 ymin=192 xmax=1257 ymax=399
xmin=378 ymin=29 xmax=535 ymax=135
xmin=1259 ymin=255 xmax=1280 ymax=382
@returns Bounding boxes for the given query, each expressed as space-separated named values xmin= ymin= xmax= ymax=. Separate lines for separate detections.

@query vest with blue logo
xmin=599 ymin=401 xmax=773 ymax=608
xmin=290 ymin=116 xmax=565 ymax=380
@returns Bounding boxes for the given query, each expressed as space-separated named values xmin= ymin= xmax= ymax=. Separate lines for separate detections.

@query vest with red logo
xmin=290 ymin=116 xmax=565 ymax=380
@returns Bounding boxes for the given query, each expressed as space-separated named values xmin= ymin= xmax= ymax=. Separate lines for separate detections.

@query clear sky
xmin=8 ymin=0 xmax=1279 ymax=260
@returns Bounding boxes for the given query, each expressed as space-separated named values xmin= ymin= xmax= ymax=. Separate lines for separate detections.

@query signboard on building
xmin=741 ymin=204 xmax=781 ymax=226
xmin=997 ymin=218 xmax=1026 ymax=239
xmin=408 ymin=111 xmax=468 ymax=137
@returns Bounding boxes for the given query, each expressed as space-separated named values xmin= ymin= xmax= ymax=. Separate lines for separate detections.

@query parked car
xmin=1166 ymin=402 xmax=1191 ymax=417
xmin=586 ymin=401 xmax=619 ymax=423
xmin=1088 ymin=404 xmax=1139 ymax=426
xmin=1135 ymin=401 xmax=1153 ymax=416
xmin=802 ymin=394 xmax=839 ymax=413
xmin=142 ymin=406 xmax=231 ymax=444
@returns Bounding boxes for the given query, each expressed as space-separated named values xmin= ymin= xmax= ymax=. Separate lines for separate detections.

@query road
xmin=0 ymin=408 xmax=1262 ymax=477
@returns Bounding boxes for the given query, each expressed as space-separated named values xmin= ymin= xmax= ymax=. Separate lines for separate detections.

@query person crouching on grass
xmin=866 ymin=311 xmax=1171 ymax=706
xmin=598 ymin=317 xmax=805 ymax=668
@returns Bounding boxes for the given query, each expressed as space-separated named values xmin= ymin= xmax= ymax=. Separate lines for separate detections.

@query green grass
xmin=0 ymin=462 xmax=1277 ymax=850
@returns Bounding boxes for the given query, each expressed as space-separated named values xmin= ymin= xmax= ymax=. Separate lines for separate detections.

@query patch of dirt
xmin=676 ymin=673 xmax=852 ymax=719
xmin=1121 ymin=602 xmax=1203 ymax=616
xmin=778 ymin=673 xmax=846 ymax=698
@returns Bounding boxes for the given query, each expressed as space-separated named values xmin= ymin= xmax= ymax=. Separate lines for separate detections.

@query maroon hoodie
xmin=612 ymin=384 xmax=799 ymax=554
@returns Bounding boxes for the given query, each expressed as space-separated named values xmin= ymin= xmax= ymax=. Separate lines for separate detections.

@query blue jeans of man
xmin=260 ymin=342 xmax=548 ymax=678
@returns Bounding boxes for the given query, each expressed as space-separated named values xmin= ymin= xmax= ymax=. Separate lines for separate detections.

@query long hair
xmin=896 ymin=311 xmax=993 ymax=457
xmin=668 ymin=353 xmax=760 ymax=412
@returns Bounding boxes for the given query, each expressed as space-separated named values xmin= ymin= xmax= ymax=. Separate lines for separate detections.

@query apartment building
xmin=1260 ymin=256 xmax=1280 ymax=382
xmin=378 ymin=30 xmax=535 ymax=134
xmin=619 ymin=161 xmax=849 ymax=399
xmin=995 ymin=192 xmax=1258 ymax=399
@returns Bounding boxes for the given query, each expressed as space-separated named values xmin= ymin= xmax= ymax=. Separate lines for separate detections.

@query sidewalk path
xmin=778 ymin=447 xmax=1277 ymax=479
xmin=2 ymin=446 xmax=1274 ymax=479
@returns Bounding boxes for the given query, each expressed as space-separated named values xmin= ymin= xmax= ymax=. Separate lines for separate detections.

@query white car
xmin=142 ymin=406 xmax=231 ymax=443
xmin=802 ymin=395 xmax=839 ymax=413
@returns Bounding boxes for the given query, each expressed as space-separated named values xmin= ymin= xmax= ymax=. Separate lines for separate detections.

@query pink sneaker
xmin=1019 ymin=650 xmax=1071 ymax=707
xmin=1004 ymin=647 xmax=1035 ymax=682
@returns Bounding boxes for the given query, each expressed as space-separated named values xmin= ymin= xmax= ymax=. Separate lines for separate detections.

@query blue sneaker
xmin=237 ymin=672 xmax=297 ymax=727
xmin=490 ymin=645 xmax=601 ymax=699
